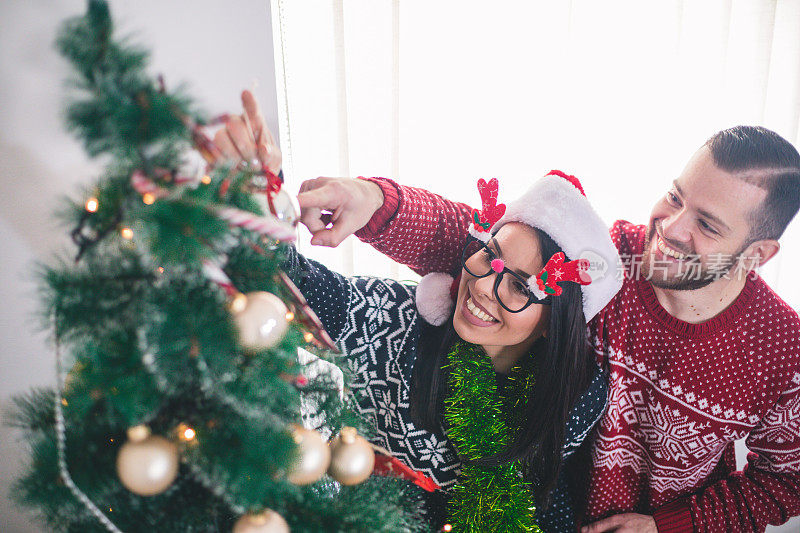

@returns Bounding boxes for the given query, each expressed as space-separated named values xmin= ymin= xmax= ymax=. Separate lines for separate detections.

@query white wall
xmin=0 ymin=1 xmax=278 ymax=530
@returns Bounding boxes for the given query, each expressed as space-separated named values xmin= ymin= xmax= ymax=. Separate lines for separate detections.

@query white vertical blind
xmin=271 ymin=3 xmax=800 ymax=530
xmin=272 ymin=0 xmax=800 ymax=312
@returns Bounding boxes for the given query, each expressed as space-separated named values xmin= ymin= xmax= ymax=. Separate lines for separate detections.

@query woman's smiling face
xmin=453 ymin=222 xmax=551 ymax=373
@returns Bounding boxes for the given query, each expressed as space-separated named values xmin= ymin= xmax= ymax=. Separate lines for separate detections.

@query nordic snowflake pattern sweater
xmin=281 ymin=245 xmax=608 ymax=532
xmin=355 ymin=177 xmax=800 ymax=532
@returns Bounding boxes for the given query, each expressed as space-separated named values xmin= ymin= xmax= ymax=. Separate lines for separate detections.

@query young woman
xmin=278 ymin=172 xmax=620 ymax=532
xmin=217 ymin=93 xmax=622 ymax=531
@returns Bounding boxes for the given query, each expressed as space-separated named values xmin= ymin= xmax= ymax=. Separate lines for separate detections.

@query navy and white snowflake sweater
xmin=283 ymin=245 xmax=608 ymax=532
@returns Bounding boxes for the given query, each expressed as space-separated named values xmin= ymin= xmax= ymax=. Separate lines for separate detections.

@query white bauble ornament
xmin=233 ymin=510 xmax=290 ymax=533
xmin=328 ymin=426 xmax=375 ymax=485
xmin=230 ymin=292 xmax=290 ymax=350
xmin=286 ymin=425 xmax=330 ymax=485
xmin=270 ymin=188 xmax=298 ymax=226
xmin=252 ymin=186 xmax=298 ymax=227
xmin=116 ymin=425 xmax=179 ymax=496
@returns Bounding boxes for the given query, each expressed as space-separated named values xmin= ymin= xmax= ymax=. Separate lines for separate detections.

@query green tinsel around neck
xmin=443 ymin=341 xmax=542 ymax=533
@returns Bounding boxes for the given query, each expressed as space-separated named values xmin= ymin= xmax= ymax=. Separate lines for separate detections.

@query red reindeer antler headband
xmin=417 ymin=172 xmax=620 ymax=326
xmin=468 ymin=178 xmax=506 ymax=242
xmin=529 ymin=252 xmax=592 ymax=299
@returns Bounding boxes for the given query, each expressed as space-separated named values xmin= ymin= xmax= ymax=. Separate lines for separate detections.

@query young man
xmin=294 ymin=126 xmax=800 ymax=532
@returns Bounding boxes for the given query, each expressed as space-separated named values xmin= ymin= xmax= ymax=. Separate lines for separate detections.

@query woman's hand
xmin=297 ymin=177 xmax=385 ymax=247
xmin=213 ymin=92 xmax=383 ymax=247
xmin=212 ymin=89 xmax=282 ymax=175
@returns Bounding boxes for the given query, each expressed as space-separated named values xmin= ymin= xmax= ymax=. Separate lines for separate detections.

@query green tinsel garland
xmin=443 ymin=342 xmax=542 ymax=533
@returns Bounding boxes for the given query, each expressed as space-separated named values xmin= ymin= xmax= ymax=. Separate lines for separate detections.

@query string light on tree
xmin=120 ymin=227 xmax=134 ymax=240
xmin=175 ymin=423 xmax=197 ymax=444
xmin=232 ymin=510 xmax=290 ymax=533
xmin=328 ymin=426 xmax=374 ymax=485
xmin=116 ymin=425 xmax=179 ymax=496
xmin=85 ymin=197 xmax=99 ymax=213
xmin=230 ymin=292 xmax=289 ymax=350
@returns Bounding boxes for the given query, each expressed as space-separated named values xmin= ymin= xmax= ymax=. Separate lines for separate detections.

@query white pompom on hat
xmin=415 ymin=170 xmax=622 ymax=325
xmin=414 ymin=272 xmax=459 ymax=326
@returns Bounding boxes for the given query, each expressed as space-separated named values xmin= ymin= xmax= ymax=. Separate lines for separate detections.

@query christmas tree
xmin=8 ymin=2 xmax=427 ymax=531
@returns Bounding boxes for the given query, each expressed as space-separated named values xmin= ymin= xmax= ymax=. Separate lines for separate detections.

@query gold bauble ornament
xmin=232 ymin=510 xmax=290 ymax=533
xmin=286 ymin=425 xmax=330 ymax=485
xmin=328 ymin=426 xmax=374 ymax=485
xmin=116 ymin=425 xmax=179 ymax=496
xmin=230 ymin=292 xmax=290 ymax=350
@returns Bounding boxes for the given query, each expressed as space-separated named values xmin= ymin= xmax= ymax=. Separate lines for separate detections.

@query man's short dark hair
xmin=705 ymin=125 xmax=800 ymax=242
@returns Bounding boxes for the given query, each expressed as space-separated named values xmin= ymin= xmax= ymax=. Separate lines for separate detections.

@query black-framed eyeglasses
xmin=461 ymin=235 xmax=550 ymax=313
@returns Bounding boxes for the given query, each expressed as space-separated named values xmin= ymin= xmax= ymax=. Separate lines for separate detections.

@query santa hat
xmin=416 ymin=171 xmax=622 ymax=325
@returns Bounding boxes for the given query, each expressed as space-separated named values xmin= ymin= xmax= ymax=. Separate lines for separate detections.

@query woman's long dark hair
xmin=409 ymin=228 xmax=595 ymax=508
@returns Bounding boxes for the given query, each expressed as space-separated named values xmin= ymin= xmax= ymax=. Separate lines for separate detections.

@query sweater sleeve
xmin=281 ymin=244 xmax=419 ymax=364
xmin=652 ymin=378 xmax=800 ymax=533
xmin=281 ymin=245 xmax=352 ymax=343
xmin=354 ymin=177 xmax=473 ymax=276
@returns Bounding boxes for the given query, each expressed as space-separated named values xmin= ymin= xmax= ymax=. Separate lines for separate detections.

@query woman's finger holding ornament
xmin=297 ymin=179 xmax=339 ymax=238
xmin=241 ymin=89 xmax=265 ymax=144
xmin=211 ymin=90 xmax=282 ymax=173
xmin=225 ymin=116 xmax=258 ymax=161
xmin=212 ymin=127 xmax=241 ymax=161
xmin=257 ymin=139 xmax=282 ymax=175
xmin=241 ymin=89 xmax=278 ymax=148
xmin=298 ymin=177 xmax=328 ymax=195
xmin=296 ymin=177 xmax=384 ymax=247
xmin=299 ymin=203 xmax=327 ymax=235
xmin=241 ymin=89 xmax=282 ymax=174
xmin=297 ymin=186 xmax=350 ymax=246
xmin=312 ymin=208 xmax=351 ymax=247
xmin=309 ymin=225 xmax=344 ymax=248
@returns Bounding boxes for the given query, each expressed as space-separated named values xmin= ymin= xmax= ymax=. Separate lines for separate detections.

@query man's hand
xmin=212 ymin=89 xmax=282 ymax=175
xmin=297 ymin=177 xmax=385 ymax=247
xmin=581 ymin=513 xmax=657 ymax=533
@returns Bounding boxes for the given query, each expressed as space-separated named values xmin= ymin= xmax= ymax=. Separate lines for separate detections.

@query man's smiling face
xmin=642 ymin=146 xmax=768 ymax=290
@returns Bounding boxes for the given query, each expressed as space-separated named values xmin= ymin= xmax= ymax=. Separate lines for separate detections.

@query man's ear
xmin=740 ymin=239 xmax=781 ymax=270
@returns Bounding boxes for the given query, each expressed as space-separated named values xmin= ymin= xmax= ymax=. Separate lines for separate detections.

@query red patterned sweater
xmin=355 ymin=177 xmax=800 ymax=532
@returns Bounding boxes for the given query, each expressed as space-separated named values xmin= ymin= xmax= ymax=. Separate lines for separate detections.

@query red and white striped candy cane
xmin=201 ymin=258 xmax=237 ymax=296
xmin=216 ymin=206 xmax=296 ymax=242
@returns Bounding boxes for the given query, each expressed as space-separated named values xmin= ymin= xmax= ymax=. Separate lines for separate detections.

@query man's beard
xmin=641 ymin=222 xmax=744 ymax=291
